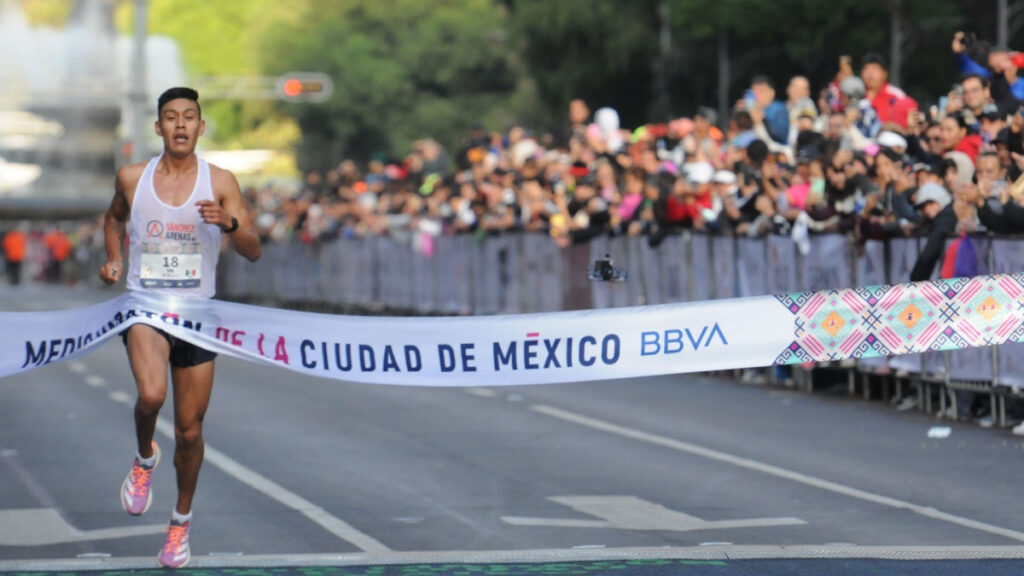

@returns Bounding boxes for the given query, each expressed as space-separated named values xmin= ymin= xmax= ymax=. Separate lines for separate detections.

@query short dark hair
xmin=751 ymin=75 xmax=773 ymax=89
xmin=977 ymin=151 xmax=1000 ymax=163
xmin=732 ymin=109 xmax=753 ymax=131
xmin=944 ymin=111 xmax=968 ymax=130
xmin=746 ymin=139 xmax=769 ymax=165
xmin=157 ymin=87 xmax=201 ymax=117
xmin=861 ymin=52 xmax=887 ymax=70
xmin=960 ymin=73 xmax=989 ymax=89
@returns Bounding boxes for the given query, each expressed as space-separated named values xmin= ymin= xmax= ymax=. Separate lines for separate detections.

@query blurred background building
xmin=0 ymin=0 xmax=184 ymax=218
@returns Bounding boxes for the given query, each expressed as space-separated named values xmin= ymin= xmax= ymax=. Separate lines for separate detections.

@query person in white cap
xmin=876 ymin=130 xmax=908 ymax=153
xmin=909 ymin=182 xmax=956 ymax=281
xmin=712 ymin=170 xmax=742 ymax=226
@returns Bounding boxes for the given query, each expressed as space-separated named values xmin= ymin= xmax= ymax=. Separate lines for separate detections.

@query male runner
xmin=99 ymin=87 xmax=261 ymax=568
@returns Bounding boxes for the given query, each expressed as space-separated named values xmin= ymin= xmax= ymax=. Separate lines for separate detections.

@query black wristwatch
xmin=221 ymin=216 xmax=239 ymax=233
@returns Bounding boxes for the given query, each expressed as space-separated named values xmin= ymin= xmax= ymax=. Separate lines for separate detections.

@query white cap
xmin=915 ymin=182 xmax=951 ymax=210
xmin=712 ymin=170 xmax=737 ymax=184
xmin=877 ymin=131 xmax=908 ymax=150
xmin=685 ymin=161 xmax=714 ymax=185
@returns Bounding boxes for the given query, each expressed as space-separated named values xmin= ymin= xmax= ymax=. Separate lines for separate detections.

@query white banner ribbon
xmin=4 ymin=273 xmax=1024 ymax=386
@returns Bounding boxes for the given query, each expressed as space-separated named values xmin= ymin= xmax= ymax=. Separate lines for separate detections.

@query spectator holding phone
xmin=951 ymin=32 xmax=1024 ymax=107
xmin=746 ymin=75 xmax=790 ymax=146
xmin=947 ymin=74 xmax=998 ymax=129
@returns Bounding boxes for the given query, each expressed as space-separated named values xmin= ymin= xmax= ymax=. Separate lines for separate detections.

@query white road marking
xmin=0 ymin=509 xmax=165 ymax=546
xmin=95 ymin=372 xmax=388 ymax=551
xmin=531 ymin=404 xmax=1024 ymax=543
xmin=502 ymin=495 xmax=804 ymax=531
xmin=107 ymin=390 xmax=132 ymax=405
xmin=464 ymin=388 xmax=497 ymax=398
xmin=84 ymin=375 xmax=106 ymax=388
xmin=68 ymin=362 xmax=88 ymax=374
xmin=151 ymin=417 xmax=390 ymax=553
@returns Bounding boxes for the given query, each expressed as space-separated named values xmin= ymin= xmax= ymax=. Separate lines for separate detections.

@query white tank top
xmin=126 ymin=154 xmax=221 ymax=299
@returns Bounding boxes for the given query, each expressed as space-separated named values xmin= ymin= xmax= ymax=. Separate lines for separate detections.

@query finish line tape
xmin=3 ymin=274 xmax=1023 ymax=386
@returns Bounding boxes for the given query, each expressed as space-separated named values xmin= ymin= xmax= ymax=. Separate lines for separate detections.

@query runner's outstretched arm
xmin=100 ymin=168 xmax=134 ymax=284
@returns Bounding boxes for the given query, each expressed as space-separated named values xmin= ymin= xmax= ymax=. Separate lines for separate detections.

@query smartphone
xmin=744 ymin=89 xmax=756 ymax=110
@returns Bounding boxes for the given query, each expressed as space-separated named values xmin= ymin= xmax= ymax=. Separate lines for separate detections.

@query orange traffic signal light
xmin=276 ymin=72 xmax=334 ymax=103
xmin=282 ymin=78 xmax=304 ymax=98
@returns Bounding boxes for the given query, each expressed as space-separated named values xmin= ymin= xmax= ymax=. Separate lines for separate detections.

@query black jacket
xmin=910 ymin=204 xmax=958 ymax=282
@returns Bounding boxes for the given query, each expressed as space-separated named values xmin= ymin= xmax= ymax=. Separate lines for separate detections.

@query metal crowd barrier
xmin=217 ymin=232 xmax=1024 ymax=426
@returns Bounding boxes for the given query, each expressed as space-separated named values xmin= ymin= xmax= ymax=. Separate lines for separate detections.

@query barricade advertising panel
xmin=712 ymin=235 xmax=735 ymax=299
xmin=690 ymin=233 xmax=713 ymax=302
xmin=737 ymin=237 xmax=767 ymax=297
xmin=802 ymin=234 xmax=849 ymax=292
xmin=766 ymin=235 xmax=798 ymax=295
xmin=857 ymin=241 xmax=887 ymax=287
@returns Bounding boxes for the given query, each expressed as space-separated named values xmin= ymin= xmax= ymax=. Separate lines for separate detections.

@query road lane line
xmin=464 ymin=388 xmax=497 ymax=398
xmin=151 ymin=418 xmax=390 ymax=552
xmin=102 ymin=380 xmax=388 ymax=550
xmin=107 ymin=390 xmax=132 ymax=405
xmin=531 ymin=404 xmax=1024 ymax=543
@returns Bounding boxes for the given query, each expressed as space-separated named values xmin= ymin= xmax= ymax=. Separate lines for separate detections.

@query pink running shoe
xmin=159 ymin=518 xmax=191 ymax=569
xmin=120 ymin=441 xmax=160 ymax=516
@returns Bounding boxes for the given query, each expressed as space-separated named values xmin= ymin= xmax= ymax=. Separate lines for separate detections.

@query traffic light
xmin=276 ymin=72 xmax=334 ymax=103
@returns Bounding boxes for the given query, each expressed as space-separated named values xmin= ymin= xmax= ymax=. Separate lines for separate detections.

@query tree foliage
xmin=508 ymin=0 xmax=662 ymax=135
xmin=259 ymin=0 xmax=527 ymax=171
xmin=669 ymin=0 xmax=964 ymax=112
xmin=113 ymin=0 xmax=300 ymax=150
xmin=98 ymin=0 xmax=1009 ymax=171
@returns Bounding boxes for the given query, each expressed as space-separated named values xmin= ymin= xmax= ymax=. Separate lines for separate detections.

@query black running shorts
xmin=121 ymin=325 xmax=217 ymax=368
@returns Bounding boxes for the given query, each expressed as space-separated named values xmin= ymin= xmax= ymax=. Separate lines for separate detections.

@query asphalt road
xmin=4 ymin=283 xmax=1024 ymax=575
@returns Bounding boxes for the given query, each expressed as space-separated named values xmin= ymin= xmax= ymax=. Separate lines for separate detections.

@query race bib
xmin=140 ymin=253 xmax=202 ymax=288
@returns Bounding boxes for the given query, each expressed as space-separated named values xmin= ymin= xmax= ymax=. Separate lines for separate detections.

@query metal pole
xmin=717 ymin=29 xmax=729 ymax=130
xmin=889 ymin=0 xmax=903 ymax=86
xmin=129 ymin=0 xmax=148 ymax=164
xmin=998 ymin=0 xmax=1008 ymax=48
xmin=652 ymin=0 xmax=672 ymax=119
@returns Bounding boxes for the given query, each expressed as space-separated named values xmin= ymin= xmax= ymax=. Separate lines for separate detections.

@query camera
xmin=959 ymin=31 xmax=975 ymax=50
xmin=588 ymin=254 xmax=627 ymax=282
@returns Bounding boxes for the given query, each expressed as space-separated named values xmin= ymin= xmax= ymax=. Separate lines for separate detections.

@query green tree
xmin=114 ymin=0 xmax=301 ymax=150
xmin=670 ymin=0 xmax=965 ymax=114
xmin=509 ymin=0 xmax=971 ymax=128
xmin=507 ymin=0 xmax=661 ymax=135
xmin=260 ymin=0 xmax=526 ymax=172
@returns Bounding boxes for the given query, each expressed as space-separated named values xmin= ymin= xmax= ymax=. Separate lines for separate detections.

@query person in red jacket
xmin=940 ymin=112 xmax=983 ymax=163
xmin=860 ymin=52 xmax=918 ymax=129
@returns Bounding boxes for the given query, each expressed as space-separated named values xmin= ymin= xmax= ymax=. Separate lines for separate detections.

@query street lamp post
xmin=129 ymin=0 xmax=148 ymax=164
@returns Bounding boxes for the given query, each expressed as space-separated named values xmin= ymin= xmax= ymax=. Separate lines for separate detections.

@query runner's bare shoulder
xmin=115 ymin=161 xmax=149 ymax=204
xmin=207 ymin=162 xmax=243 ymax=199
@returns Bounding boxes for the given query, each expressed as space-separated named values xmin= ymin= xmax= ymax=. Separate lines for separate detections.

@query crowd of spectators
xmin=246 ymin=32 xmax=1024 ymax=282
